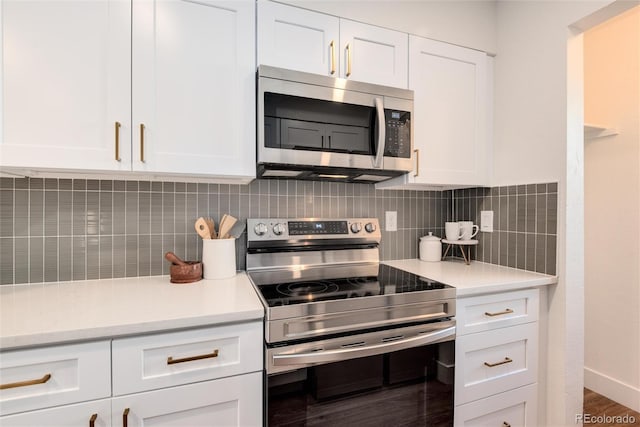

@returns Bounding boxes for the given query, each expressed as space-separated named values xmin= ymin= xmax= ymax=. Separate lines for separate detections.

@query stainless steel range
xmin=247 ymin=218 xmax=457 ymax=427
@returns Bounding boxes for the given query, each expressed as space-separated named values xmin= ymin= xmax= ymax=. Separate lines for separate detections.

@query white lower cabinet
xmin=0 ymin=341 xmax=111 ymax=416
xmin=454 ymin=289 xmax=539 ymax=426
xmin=0 ymin=321 xmax=263 ymax=426
xmin=0 ymin=399 xmax=112 ymax=427
xmin=111 ymin=372 xmax=262 ymax=427
xmin=454 ymin=383 xmax=537 ymax=427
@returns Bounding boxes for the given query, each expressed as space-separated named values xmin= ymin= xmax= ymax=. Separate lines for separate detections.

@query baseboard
xmin=584 ymin=366 xmax=640 ymax=412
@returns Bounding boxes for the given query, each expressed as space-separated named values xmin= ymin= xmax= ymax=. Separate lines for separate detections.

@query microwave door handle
xmin=373 ymin=97 xmax=385 ymax=168
xmin=272 ymin=326 xmax=455 ymax=367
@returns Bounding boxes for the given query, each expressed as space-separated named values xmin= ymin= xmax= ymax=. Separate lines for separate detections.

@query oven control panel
xmin=247 ymin=218 xmax=380 ymax=242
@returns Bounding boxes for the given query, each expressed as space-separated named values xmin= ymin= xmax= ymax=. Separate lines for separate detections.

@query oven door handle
xmin=271 ymin=326 xmax=455 ymax=366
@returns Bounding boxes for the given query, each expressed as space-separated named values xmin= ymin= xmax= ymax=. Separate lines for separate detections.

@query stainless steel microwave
xmin=257 ymin=65 xmax=414 ymax=183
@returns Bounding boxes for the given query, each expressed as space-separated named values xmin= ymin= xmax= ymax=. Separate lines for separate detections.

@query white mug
xmin=445 ymin=222 xmax=463 ymax=241
xmin=459 ymin=221 xmax=479 ymax=240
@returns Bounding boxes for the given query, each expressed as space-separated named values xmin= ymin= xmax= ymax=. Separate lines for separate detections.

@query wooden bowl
xmin=169 ymin=261 xmax=202 ymax=284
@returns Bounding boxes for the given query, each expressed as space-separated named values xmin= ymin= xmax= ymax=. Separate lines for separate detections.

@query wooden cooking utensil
xmin=218 ymin=214 xmax=237 ymax=239
xmin=194 ymin=217 xmax=212 ymax=239
xmin=217 ymin=214 xmax=228 ymax=238
xmin=204 ymin=217 xmax=217 ymax=239
xmin=165 ymin=251 xmax=187 ymax=266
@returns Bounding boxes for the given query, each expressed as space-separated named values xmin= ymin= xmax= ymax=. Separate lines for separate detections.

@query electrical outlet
xmin=480 ymin=210 xmax=494 ymax=232
xmin=385 ymin=211 xmax=397 ymax=232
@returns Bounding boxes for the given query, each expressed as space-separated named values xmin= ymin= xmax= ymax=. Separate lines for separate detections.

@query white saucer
xmin=442 ymin=239 xmax=479 ymax=245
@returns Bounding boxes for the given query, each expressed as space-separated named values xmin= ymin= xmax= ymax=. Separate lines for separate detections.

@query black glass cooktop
xmin=254 ymin=264 xmax=450 ymax=308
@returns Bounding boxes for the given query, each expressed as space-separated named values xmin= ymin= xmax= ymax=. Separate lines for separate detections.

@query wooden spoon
xmin=218 ymin=214 xmax=237 ymax=239
xmin=204 ymin=217 xmax=217 ymax=239
xmin=165 ymin=251 xmax=187 ymax=266
xmin=194 ymin=217 xmax=211 ymax=240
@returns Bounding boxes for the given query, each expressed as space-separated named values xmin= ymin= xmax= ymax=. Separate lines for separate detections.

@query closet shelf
xmin=584 ymin=123 xmax=618 ymax=140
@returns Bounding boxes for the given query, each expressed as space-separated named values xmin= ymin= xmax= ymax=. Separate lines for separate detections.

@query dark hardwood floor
xmin=583 ymin=388 xmax=640 ymax=426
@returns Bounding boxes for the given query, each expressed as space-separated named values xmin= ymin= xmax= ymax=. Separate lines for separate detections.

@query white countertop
xmin=1 ymin=260 xmax=556 ymax=351
xmin=0 ymin=273 xmax=264 ymax=350
xmin=383 ymin=259 xmax=557 ymax=296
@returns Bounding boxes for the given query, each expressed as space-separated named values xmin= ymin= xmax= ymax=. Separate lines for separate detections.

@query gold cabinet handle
xmin=167 ymin=349 xmax=219 ymax=365
xmin=484 ymin=308 xmax=514 ymax=317
xmin=414 ymin=149 xmax=419 ymax=177
xmin=115 ymin=122 xmax=121 ymax=162
xmin=0 ymin=373 xmax=51 ymax=390
xmin=139 ymin=123 xmax=145 ymax=163
xmin=346 ymin=43 xmax=352 ymax=77
xmin=330 ymin=40 xmax=336 ymax=75
xmin=484 ymin=357 xmax=513 ymax=368
xmin=89 ymin=414 xmax=98 ymax=427
xmin=123 ymin=408 xmax=130 ymax=427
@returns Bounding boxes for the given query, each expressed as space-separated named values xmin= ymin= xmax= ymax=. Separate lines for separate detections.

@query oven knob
xmin=350 ymin=222 xmax=362 ymax=234
xmin=273 ymin=223 xmax=286 ymax=236
xmin=365 ymin=222 xmax=377 ymax=233
xmin=254 ymin=223 xmax=268 ymax=236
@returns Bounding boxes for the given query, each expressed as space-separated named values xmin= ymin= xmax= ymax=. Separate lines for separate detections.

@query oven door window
xmin=267 ymin=343 xmax=454 ymax=426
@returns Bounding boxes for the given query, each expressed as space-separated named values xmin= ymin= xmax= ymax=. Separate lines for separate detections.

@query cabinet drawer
xmin=0 ymin=398 xmax=111 ymax=427
xmin=112 ymin=372 xmax=262 ymax=427
xmin=456 ymin=289 xmax=539 ymax=335
xmin=454 ymin=383 xmax=537 ymax=427
xmin=0 ymin=341 xmax=111 ymax=416
xmin=455 ymin=323 xmax=538 ymax=405
xmin=112 ymin=322 xmax=262 ymax=395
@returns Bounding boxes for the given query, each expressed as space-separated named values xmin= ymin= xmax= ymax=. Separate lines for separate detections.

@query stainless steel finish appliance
xmin=246 ymin=217 xmax=456 ymax=426
xmin=257 ymin=66 xmax=414 ymax=183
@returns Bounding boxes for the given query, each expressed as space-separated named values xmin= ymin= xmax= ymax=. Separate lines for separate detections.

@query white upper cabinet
xmin=257 ymin=1 xmax=339 ymax=76
xmin=257 ymin=1 xmax=408 ymax=88
xmin=378 ymin=36 xmax=491 ymax=189
xmin=1 ymin=0 xmax=255 ymax=182
xmin=0 ymin=0 xmax=131 ymax=172
xmin=339 ymin=19 xmax=408 ymax=88
xmin=132 ymin=0 xmax=255 ymax=179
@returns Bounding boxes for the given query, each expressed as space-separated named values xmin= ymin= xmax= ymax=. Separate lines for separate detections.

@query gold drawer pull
xmin=484 ymin=357 xmax=513 ymax=368
xmin=167 ymin=349 xmax=219 ymax=365
xmin=0 ymin=373 xmax=51 ymax=390
xmin=89 ymin=413 xmax=98 ymax=427
xmin=484 ymin=308 xmax=514 ymax=317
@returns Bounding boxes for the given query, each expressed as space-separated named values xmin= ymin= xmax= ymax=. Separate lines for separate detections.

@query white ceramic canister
xmin=202 ymin=238 xmax=236 ymax=279
xmin=419 ymin=232 xmax=442 ymax=262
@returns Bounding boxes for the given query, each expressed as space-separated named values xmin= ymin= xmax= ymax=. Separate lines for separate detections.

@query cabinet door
xmin=258 ymin=1 xmax=339 ymax=76
xmin=0 ymin=341 xmax=111 ymax=416
xmin=0 ymin=399 xmax=111 ymax=427
xmin=339 ymin=19 xmax=408 ymax=88
xmin=408 ymin=35 xmax=489 ymax=187
xmin=455 ymin=323 xmax=538 ymax=405
xmin=454 ymin=384 xmax=537 ymax=427
xmin=132 ymin=0 xmax=255 ymax=181
xmin=112 ymin=372 xmax=262 ymax=427
xmin=0 ymin=0 xmax=131 ymax=171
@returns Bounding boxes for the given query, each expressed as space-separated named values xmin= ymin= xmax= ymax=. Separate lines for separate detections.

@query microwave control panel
xmin=384 ymin=110 xmax=411 ymax=158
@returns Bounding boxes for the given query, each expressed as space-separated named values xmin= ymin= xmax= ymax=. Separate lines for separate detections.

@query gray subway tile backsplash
xmin=453 ymin=183 xmax=558 ymax=275
xmin=0 ymin=178 xmax=557 ymax=285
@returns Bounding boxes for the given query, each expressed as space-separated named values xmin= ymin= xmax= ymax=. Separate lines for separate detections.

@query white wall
xmin=584 ymin=6 xmax=640 ymax=412
xmin=493 ymin=1 xmax=614 ymax=425
xmin=278 ymin=0 xmax=497 ymax=54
